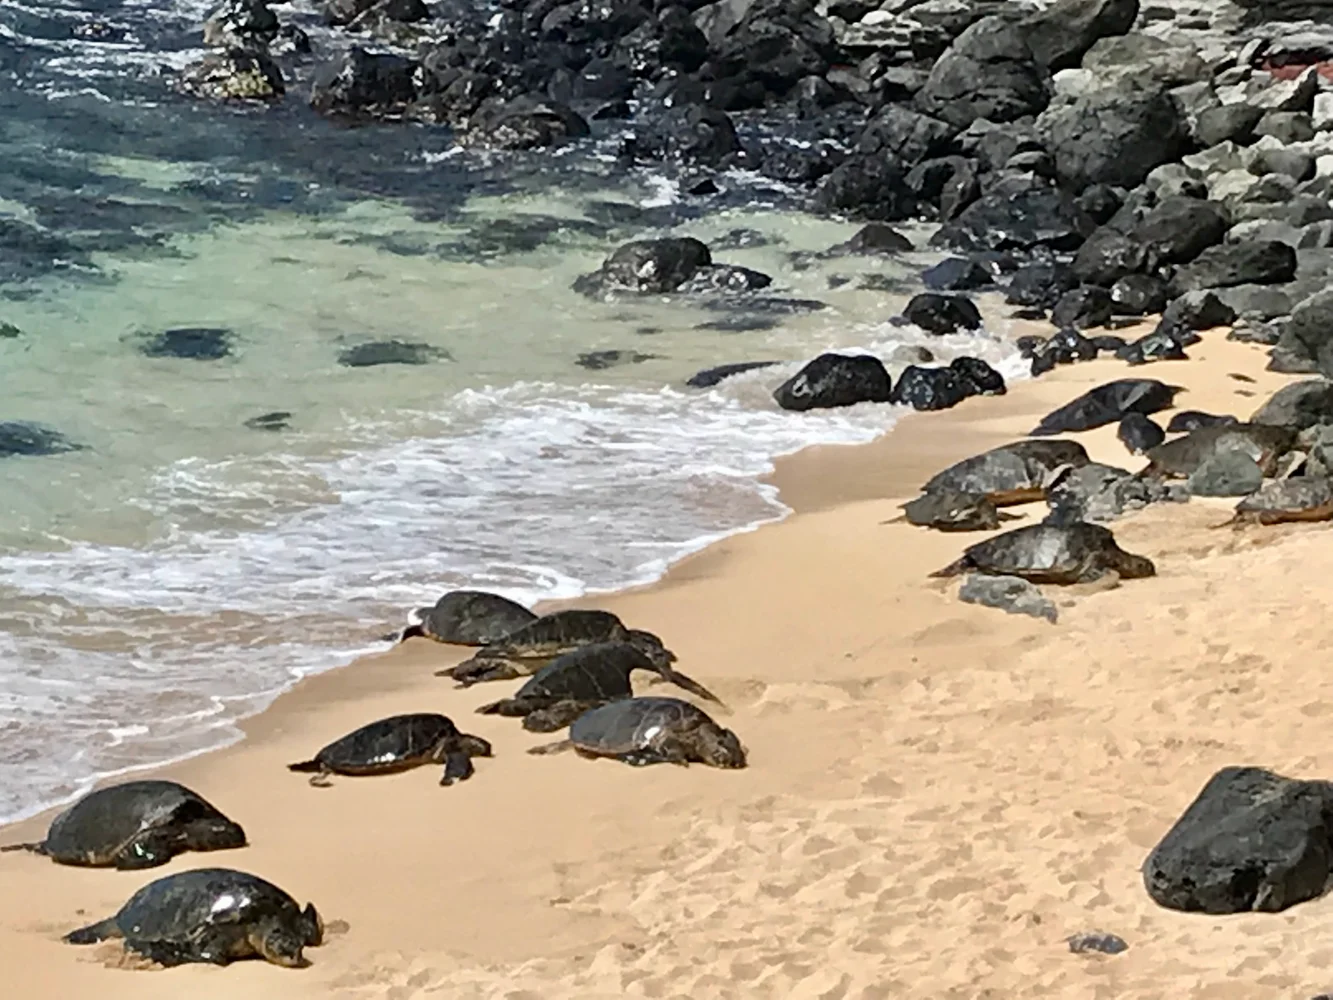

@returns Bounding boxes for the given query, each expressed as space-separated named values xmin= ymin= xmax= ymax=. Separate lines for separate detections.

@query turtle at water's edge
xmin=530 ymin=696 xmax=746 ymax=768
xmin=64 ymin=868 xmax=322 ymax=968
xmin=0 ymin=780 xmax=245 ymax=870
xmin=477 ymin=641 xmax=723 ymax=732
xmin=931 ymin=522 xmax=1155 ymax=585
xmin=398 ymin=589 xmax=537 ymax=645
xmin=287 ymin=713 xmax=492 ymax=786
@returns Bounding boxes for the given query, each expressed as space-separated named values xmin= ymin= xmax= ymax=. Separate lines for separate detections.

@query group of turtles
xmin=2 ymin=594 xmax=742 ymax=969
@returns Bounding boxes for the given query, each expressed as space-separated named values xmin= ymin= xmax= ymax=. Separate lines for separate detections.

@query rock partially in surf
xmin=676 ymin=265 xmax=772 ymax=295
xmin=890 ymin=365 xmax=973 ymax=411
xmin=140 ymin=327 xmax=233 ymax=361
xmin=903 ymin=293 xmax=982 ymax=334
xmin=958 ymin=573 xmax=1058 ymax=623
xmin=310 ymin=47 xmax=417 ymax=119
xmin=178 ymin=48 xmax=284 ymax=102
xmin=0 ymin=322 xmax=21 ymax=338
xmin=461 ymin=95 xmax=590 ymax=151
xmin=1031 ymin=379 xmax=1184 ymax=435
xmin=203 ymin=0 xmax=279 ymax=50
xmin=0 ymin=422 xmax=82 ymax=458
xmin=922 ymin=258 xmax=991 ymax=291
xmin=685 ymin=361 xmax=780 ymax=388
xmin=576 ymin=350 xmax=660 ymax=370
xmin=773 ymin=353 xmax=893 ymax=412
xmin=950 ymin=357 xmax=1005 ymax=396
xmin=244 ymin=411 xmax=291 ymax=431
xmin=827 ymin=223 xmax=913 ymax=256
xmin=573 ymin=238 xmax=711 ymax=297
xmin=338 ymin=341 xmax=449 ymax=367
xmin=620 ymin=105 xmax=741 ymax=169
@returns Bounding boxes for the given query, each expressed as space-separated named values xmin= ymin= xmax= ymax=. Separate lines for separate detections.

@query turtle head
xmin=456 ymin=733 xmax=493 ymax=758
xmin=186 ymin=815 xmax=248 ymax=852
xmin=1115 ymin=552 xmax=1157 ymax=580
xmin=698 ymin=724 xmax=748 ymax=769
xmin=626 ymin=629 xmax=677 ymax=667
xmin=252 ymin=912 xmax=316 ymax=968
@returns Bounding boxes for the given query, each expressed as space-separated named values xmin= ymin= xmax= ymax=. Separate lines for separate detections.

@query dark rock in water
xmin=1167 ymin=410 xmax=1238 ymax=433
xmin=922 ymin=258 xmax=991 ymax=291
xmin=463 ymin=95 xmax=589 ymax=151
xmin=1110 ymin=274 xmax=1168 ymax=316
xmin=933 ymin=180 xmax=1095 ymax=254
xmin=694 ymin=315 xmax=779 ymax=333
xmin=1187 ymin=451 xmax=1265 ymax=496
xmin=0 ymin=421 xmax=82 ymax=458
xmin=310 ymin=47 xmax=416 ymax=118
xmin=903 ymin=293 xmax=983 ymax=334
xmin=0 ymin=322 xmax=19 ymax=338
xmin=1007 ymin=261 xmax=1078 ymax=308
xmin=1040 ymin=83 xmax=1191 ymax=191
xmin=1071 ymin=228 xmax=1156 ymax=287
xmin=773 ymin=353 xmax=894 ymax=412
xmin=1133 ymin=197 xmax=1230 ymax=265
xmin=951 ymin=357 xmax=1006 ymax=396
xmin=1170 ymin=241 xmax=1298 ymax=295
xmin=891 ymin=365 xmax=974 ymax=411
xmin=576 ymin=350 xmax=660 ymax=370
xmin=1022 ymin=0 xmax=1139 ymax=72
xmin=915 ymin=17 xmax=1053 ymax=129
xmin=1117 ymin=413 xmax=1165 ymax=454
xmin=1143 ymin=766 xmax=1333 ymax=914
xmin=859 ymin=106 xmax=958 ymax=168
xmin=575 ymin=238 xmax=711 ymax=297
xmin=1046 ymin=460 xmax=1184 ymax=523
xmin=1067 ymin=932 xmax=1128 ymax=955
xmin=245 ymin=411 xmax=292 ymax=431
xmin=140 ymin=327 xmax=233 ymax=361
xmin=1051 ymin=286 xmax=1112 ymax=330
xmin=827 ymin=223 xmax=913 ymax=256
xmin=1032 ymin=379 xmax=1183 ymax=435
xmin=622 ymin=105 xmax=741 ymax=169
xmin=958 ymin=574 xmax=1058 ymax=623
xmin=178 ymin=48 xmax=284 ymax=102
xmin=203 ymin=0 xmax=280 ymax=49
xmin=813 ymin=158 xmax=912 ymax=222
xmin=685 ymin=361 xmax=780 ymax=388
xmin=1250 ymin=379 xmax=1333 ymax=431
xmin=676 ymin=265 xmax=772 ymax=295
xmin=1047 ymin=328 xmax=1099 ymax=363
xmin=1118 ymin=327 xmax=1189 ymax=366
xmin=338 ymin=341 xmax=449 ymax=367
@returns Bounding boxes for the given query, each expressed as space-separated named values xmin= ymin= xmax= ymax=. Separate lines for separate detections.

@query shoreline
xmin=6 ymin=328 xmax=1330 ymax=998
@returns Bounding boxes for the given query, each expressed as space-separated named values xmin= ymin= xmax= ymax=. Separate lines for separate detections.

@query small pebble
xmin=1067 ymin=932 xmax=1128 ymax=955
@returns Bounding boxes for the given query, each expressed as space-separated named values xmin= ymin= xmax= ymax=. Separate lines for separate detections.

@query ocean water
xmin=0 ymin=0 xmax=1026 ymax=823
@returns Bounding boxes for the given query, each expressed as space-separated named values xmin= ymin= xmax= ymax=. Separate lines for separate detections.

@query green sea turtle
xmin=921 ymin=440 xmax=1091 ymax=506
xmin=1030 ymin=379 xmax=1184 ymax=435
xmin=476 ymin=641 xmax=723 ymax=732
xmin=1143 ymin=423 xmax=1296 ymax=479
xmin=890 ymin=489 xmax=1022 ymax=531
xmin=1219 ymin=476 xmax=1333 ymax=527
xmin=930 ymin=521 xmax=1156 ymax=584
xmin=1166 ymin=410 xmax=1238 ymax=434
xmin=399 ymin=589 xmax=537 ymax=645
xmin=64 ymin=867 xmax=322 ymax=968
xmin=287 ymin=713 xmax=492 ymax=786
xmin=0 ymin=780 xmax=245 ymax=870
xmin=438 ymin=608 xmax=675 ymax=686
xmin=529 ymin=697 xmax=747 ymax=768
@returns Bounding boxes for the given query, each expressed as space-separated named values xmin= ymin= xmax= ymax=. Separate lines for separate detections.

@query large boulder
xmin=1169 ymin=240 xmax=1297 ymax=294
xmin=915 ymin=16 xmax=1052 ymax=129
xmin=1038 ymin=82 xmax=1192 ymax=191
xmin=462 ymin=95 xmax=589 ymax=150
xmin=574 ymin=238 xmax=712 ymax=296
xmin=1132 ymin=197 xmax=1230 ymax=264
xmin=857 ymin=106 xmax=958 ymax=166
xmin=1144 ymin=766 xmax=1333 ymax=914
xmin=903 ymin=293 xmax=983 ymax=334
xmin=890 ymin=364 xmax=975 ymax=410
xmin=931 ymin=177 xmax=1095 ymax=252
xmin=310 ymin=47 xmax=416 ymax=117
xmin=1287 ymin=289 xmax=1333 ymax=379
xmin=1250 ymin=378 xmax=1333 ymax=430
xmin=1022 ymin=0 xmax=1139 ymax=72
xmin=773 ymin=353 xmax=894 ymax=411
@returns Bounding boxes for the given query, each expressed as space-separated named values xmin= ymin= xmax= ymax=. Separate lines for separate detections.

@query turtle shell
xmin=312 ymin=714 xmax=462 ymax=773
xmin=479 ymin=608 xmax=627 ymax=658
xmin=1145 ymin=423 xmax=1296 ymax=478
xmin=512 ymin=642 xmax=651 ymax=702
xmin=570 ymin=697 xmax=710 ymax=755
xmin=901 ymin=489 xmax=1009 ymax=531
xmin=41 ymin=781 xmax=235 ymax=865
xmin=923 ymin=440 xmax=1089 ymax=505
xmin=941 ymin=522 xmax=1154 ymax=584
xmin=417 ymin=590 xmax=537 ymax=645
xmin=1234 ymin=476 xmax=1333 ymax=523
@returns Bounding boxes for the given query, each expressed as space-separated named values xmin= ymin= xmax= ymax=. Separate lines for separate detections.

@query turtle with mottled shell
xmin=64 ymin=867 xmax=322 ymax=968
xmin=891 ymin=489 xmax=1022 ymax=531
xmin=930 ymin=521 xmax=1155 ymax=584
xmin=0 ymin=780 xmax=245 ymax=870
xmin=476 ymin=641 xmax=723 ymax=732
xmin=1030 ymin=379 xmax=1184 ymax=436
xmin=1220 ymin=476 xmax=1333 ymax=527
xmin=439 ymin=608 xmax=675 ymax=686
xmin=529 ymin=697 xmax=747 ymax=768
xmin=1143 ymin=423 xmax=1296 ymax=479
xmin=287 ymin=713 xmax=492 ymax=786
xmin=399 ymin=589 xmax=537 ymax=645
xmin=921 ymin=439 xmax=1090 ymax=506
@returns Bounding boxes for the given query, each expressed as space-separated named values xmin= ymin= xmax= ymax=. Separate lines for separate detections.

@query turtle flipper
xmin=522 ymin=700 xmax=599 ymax=733
xmin=439 ymin=752 xmax=475 ymax=786
xmin=928 ymin=555 xmax=972 ymax=578
xmin=113 ymin=830 xmax=177 ymax=870
xmin=527 ymin=739 xmax=575 ymax=756
xmin=125 ymin=937 xmax=199 ymax=967
xmin=618 ymin=748 xmax=689 ymax=767
xmin=451 ymin=659 xmax=524 ymax=686
xmin=475 ymin=697 xmax=532 ymax=717
xmin=660 ymin=666 xmax=725 ymax=707
xmin=65 ymin=917 xmax=121 ymax=945
xmin=287 ymin=760 xmax=335 ymax=787
xmin=0 ymin=840 xmax=46 ymax=855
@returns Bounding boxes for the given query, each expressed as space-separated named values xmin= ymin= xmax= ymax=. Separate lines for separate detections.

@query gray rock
xmin=1081 ymin=33 xmax=1207 ymax=87
xmin=1067 ymin=932 xmax=1129 ymax=954
xmin=1186 ymin=451 xmax=1265 ymax=496
xmin=1246 ymin=151 xmax=1313 ymax=183
xmin=1250 ymin=378 xmax=1333 ymax=431
xmin=1170 ymin=240 xmax=1297 ymax=294
xmin=915 ymin=17 xmax=1053 ymax=129
xmin=1268 ymin=330 xmax=1320 ymax=373
xmin=1047 ymin=461 xmax=1185 ymax=521
xmin=1022 ymin=0 xmax=1139 ymax=72
xmin=1252 ymin=67 xmax=1319 ymax=114
xmin=1213 ymin=283 xmax=1293 ymax=321
xmin=958 ymin=573 xmax=1058 ymax=623
xmin=1193 ymin=104 xmax=1263 ymax=147
xmin=1256 ymin=111 xmax=1315 ymax=144
xmin=1287 ymin=288 xmax=1333 ymax=378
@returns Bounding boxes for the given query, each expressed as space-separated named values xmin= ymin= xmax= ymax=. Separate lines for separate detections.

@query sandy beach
xmin=6 ymin=327 xmax=1333 ymax=999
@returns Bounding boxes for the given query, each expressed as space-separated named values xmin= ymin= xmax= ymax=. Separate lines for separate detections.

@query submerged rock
xmin=0 ymin=421 xmax=83 ymax=458
xmin=338 ymin=340 xmax=449 ymax=367
xmin=244 ymin=411 xmax=292 ymax=431
xmin=140 ymin=327 xmax=233 ymax=361
xmin=773 ymin=353 xmax=893 ymax=412
xmin=178 ymin=48 xmax=284 ymax=102
xmin=685 ymin=361 xmax=780 ymax=388
xmin=576 ymin=350 xmax=660 ymax=370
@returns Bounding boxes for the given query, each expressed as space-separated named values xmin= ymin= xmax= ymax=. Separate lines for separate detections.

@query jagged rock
xmin=922 ymin=257 xmax=991 ymax=290
xmin=1287 ymin=288 xmax=1333 ymax=377
xmin=773 ymin=353 xmax=894 ymax=411
xmin=958 ymin=574 xmax=1058 ymax=622
xmin=890 ymin=364 xmax=974 ymax=410
xmin=1133 ymin=196 xmax=1231 ymax=265
xmin=915 ymin=16 xmax=1052 ymax=129
xmin=179 ymin=48 xmax=284 ymax=101
xmin=310 ymin=47 xmax=415 ymax=117
xmin=1170 ymin=240 xmax=1297 ymax=295
xmin=932 ymin=178 xmax=1095 ymax=252
xmin=1022 ymin=0 xmax=1138 ymax=72
xmin=1051 ymin=286 xmax=1113 ymax=329
xmin=1251 ymin=378 xmax=1333 ymax=430
xmin=1194 ymin=104 xmax=1264 ymax=146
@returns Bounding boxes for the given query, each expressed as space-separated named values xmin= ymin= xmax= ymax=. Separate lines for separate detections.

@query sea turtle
xmin=0 ymin=780 xmax=245 ymax=870
xmin=287 ymin=713 xmax=492 ymax=786
xmin=891 ymin=489 xmax=1022 ymax=531
xmin=1117 ymin=413 xmax=1165 ymax=455
xmin=438 ymin=608 xmax=675 ymax=686
xmin=1030 ymin=379 xmax=1184 ymax=435
xmin=64 ymin=867 xmax=322 ymax=968
xmin=1219 ymin=476 xmax=1333 ymax=527
xmin=921 ymin=440 xmax=1091 ymax=506
xmin=528 ymin=697 xmax=747 ymax=768
xmin=1143 ymin=423 xmax=1296 ymax=479
xmin=399 ymin=589 xmax=537 ymax=645
xmin=476 ymin=641 xmax=723 ymax=732
xmin=1166 ymin=410 xmax=1238 ymax=434
xmin=930 ymin=521 xmax=1156 ymax=584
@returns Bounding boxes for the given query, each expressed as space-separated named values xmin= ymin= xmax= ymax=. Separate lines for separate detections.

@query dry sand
xmin=4 ymin=328 xmax=1333 ymax=999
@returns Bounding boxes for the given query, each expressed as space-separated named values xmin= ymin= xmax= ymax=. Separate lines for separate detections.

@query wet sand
xmin=5 ymin=329 xmax=1332 ymax=999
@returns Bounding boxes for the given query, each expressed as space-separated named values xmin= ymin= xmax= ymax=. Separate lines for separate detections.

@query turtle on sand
xmin=930 ymin=521 xmax=1155 ymax=584
xmin=1143 ymin=423 xmax=1296 ymax=479
xmin=890 ymin=489 xmax=1022 ymax=531
xmin=529 ymin=697 xmax=747 ymax=768
xmin=399 ymin=589 xmax=537 ymax=645
xmin=1030 ymin=379 xmax=1184 ymax=436
xmin=439 ymin=608 xmax=675 ymax=686
xmin=0 ymin=780 xmax=245 ymax=870
xmin=1117 ymin=413 xmax=1165 ymax=455
xmin=476 ymin=641 xmax=723 ymax=732
xmin=921 ymin=440 xmax=1090 ymax=506
xmin=1166 ymin=410 xmax=1238 ymax=434
xmin=1218 ymin=476 xmax=1333 ymax=527
xmin=287 ymin=713 xmax=492 ymax=786
xmin=64 ymin=868 xmax=322 ymax=968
